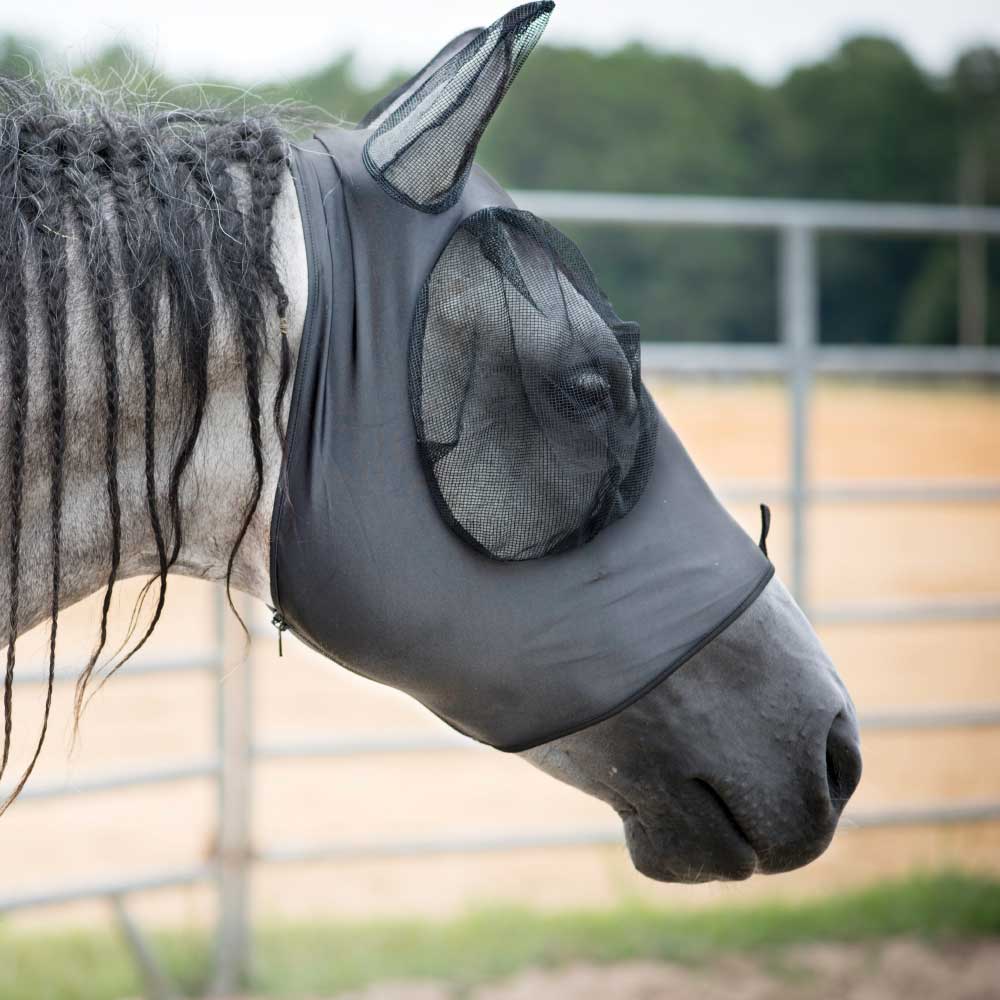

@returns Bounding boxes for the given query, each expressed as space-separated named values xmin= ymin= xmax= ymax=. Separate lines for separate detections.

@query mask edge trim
xmin=495 ymin=561 xmax=776 ymax=753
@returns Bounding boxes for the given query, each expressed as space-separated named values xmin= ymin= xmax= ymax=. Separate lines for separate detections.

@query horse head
xmin=270 ymin=1 xmax=862 ymax=882
xmin=0 ymin=3 xmax=860 ymax=883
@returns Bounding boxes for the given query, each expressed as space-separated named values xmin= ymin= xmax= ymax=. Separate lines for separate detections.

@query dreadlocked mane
xmin=0 ymin=75 xmax=292 ymax=811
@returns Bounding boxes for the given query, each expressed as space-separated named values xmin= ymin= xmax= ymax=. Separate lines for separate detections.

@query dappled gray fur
xmin=0 ymin=74 xmax=297 ymax=807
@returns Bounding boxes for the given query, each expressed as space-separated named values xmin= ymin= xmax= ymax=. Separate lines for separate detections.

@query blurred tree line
xmin=2 ymin=30 xmax=998 ymax=345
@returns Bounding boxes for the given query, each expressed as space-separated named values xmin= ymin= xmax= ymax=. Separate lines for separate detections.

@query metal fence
xmin=1 ymin=193 xmax=999 ymax=996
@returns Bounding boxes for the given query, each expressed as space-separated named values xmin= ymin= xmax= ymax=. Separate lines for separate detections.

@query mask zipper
xmin=271 ymin=610 xmax=289 ymax=657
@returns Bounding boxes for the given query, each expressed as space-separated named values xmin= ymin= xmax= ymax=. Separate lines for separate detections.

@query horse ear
xmin=358 ymin=28 xmax=485 ymax=131
xmin=363 ymin=1 xmax=554 ymax=214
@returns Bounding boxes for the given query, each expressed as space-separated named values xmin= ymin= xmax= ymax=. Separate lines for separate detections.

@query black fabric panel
xmin=271 ymin=127 xmax=773 ymax=751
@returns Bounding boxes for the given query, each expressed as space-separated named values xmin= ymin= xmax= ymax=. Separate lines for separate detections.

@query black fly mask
xmin=270 ymin=2 xmax=773 ymax=751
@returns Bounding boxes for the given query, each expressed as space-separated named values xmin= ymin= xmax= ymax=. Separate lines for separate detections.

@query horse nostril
xmin=825 ymin=711 xmax=862 ymax=812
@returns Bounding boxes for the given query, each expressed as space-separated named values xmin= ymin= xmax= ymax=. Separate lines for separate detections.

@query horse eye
xmin=573 ymin=370 xmax=611 ymax=409
xmin=545 ymin=367 xmax=609 ymax=420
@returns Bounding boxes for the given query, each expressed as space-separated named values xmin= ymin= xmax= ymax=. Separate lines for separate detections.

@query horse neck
xmin=0 ymin=167 xmax=308 ymax=647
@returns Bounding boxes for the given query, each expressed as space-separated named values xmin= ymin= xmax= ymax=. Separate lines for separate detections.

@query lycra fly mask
xmin=269 ymin=2 xmax=774 ymax=752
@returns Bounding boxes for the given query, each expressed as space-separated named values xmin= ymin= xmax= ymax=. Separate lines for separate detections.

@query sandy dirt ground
xmin=0 ymin=380 xmax=997 ymax=930
xmin=213 ymin=940 xmax=1000 ymax=1000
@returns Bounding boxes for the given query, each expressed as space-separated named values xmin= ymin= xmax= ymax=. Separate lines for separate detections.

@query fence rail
xmin=639 ymin=342 xmax=1000 ymax=377
xmin=0 ymin=192 xmax=998 ymax=997
xmin=513 ymin=190 xmax=1000 ymax=235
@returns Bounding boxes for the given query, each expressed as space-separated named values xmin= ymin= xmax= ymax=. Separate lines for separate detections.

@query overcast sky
xmin=4 ymin=0 xmax=999 ymax=86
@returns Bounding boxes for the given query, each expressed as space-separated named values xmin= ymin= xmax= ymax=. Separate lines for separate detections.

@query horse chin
xmin=620 ymin=810 xmax=758 ymax=884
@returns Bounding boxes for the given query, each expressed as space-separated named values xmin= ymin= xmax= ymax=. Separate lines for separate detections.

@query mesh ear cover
xmin=410 ymin=208 xmax=658 ymax=561
xmin=357 ymin=27 xmax=484 ymax=131
xmin=363 ymin=2 xmax=554 ymax=213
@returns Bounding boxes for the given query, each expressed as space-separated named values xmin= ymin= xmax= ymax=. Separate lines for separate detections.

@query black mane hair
xmin=0 ymin=74 xmax=293 ymax=810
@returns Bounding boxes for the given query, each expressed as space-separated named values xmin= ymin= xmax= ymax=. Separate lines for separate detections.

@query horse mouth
xmin=619 ymin=783 xmax=759 ymax=883
xmin=693 ymin=778 xmax=759 ymax=858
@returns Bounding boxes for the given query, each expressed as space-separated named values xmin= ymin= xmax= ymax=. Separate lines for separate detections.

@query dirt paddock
xmin=0 ymin=379 xmax=997 ymax=929
xmin=212 ymin=940 xmax=1000 ymax=1000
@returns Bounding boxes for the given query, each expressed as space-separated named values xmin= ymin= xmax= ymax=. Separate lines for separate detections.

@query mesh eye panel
xmin=410 ymin=208 xmax=658 ymax=561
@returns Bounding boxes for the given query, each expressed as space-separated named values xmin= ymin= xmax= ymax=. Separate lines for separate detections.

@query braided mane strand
xmin=0 ymin=75 xmax=293 ymax=810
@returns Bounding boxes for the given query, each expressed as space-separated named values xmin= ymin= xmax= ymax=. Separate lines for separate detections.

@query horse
xmin=0 ymin=2 xmax=860 ymax=884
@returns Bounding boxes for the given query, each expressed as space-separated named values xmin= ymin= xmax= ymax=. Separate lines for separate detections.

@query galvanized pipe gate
xmin=0 ymin=194 xmax=998 ymax=997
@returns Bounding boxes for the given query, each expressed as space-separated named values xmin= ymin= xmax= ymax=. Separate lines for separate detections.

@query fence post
xmin=209 ymin=587 xmax=254 ymax=996
xmin=959 ymin=232 xmax=988 ymax=348
xmin=780 ymin=226 xmax=818 ymax=611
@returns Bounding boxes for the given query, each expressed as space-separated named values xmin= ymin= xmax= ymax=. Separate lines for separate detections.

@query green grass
xmin=0 ymin=871 xmax=998 ymax=999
